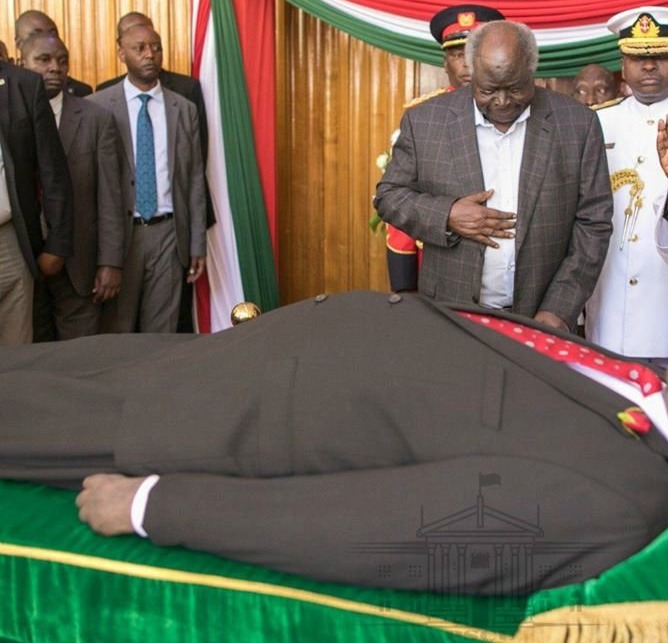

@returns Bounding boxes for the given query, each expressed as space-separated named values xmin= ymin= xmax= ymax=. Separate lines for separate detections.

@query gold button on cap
xmin=630 ymin=234 xmax=639 ymax=242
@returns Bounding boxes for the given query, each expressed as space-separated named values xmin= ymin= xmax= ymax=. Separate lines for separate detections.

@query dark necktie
xmin=135 ymin=94 xmax=157 ymax=221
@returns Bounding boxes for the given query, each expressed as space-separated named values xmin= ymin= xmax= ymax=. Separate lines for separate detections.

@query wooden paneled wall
xmin=276 ymin=2 xmax=421 ymax=303
xmin=0 ymin=0 xmax=191 ymax=87
xmin=274 ymin=4 xmax=580 ymax=304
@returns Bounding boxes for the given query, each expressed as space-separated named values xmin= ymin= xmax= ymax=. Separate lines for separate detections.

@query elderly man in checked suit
xmin=374 ymin=20 xmax=613 ymax=332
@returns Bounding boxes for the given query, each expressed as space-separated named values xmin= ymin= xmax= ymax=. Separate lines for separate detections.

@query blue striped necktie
xmin=135 ymin=94 xmax=157 ymax=221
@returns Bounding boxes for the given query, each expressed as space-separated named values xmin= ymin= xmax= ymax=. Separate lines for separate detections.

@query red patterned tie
xmin=459 ymin=312 xmax=663 ymax=433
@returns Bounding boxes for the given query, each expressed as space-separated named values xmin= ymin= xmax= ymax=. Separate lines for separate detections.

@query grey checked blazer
xmin=374 ymin=86 xmax=613 ymax=330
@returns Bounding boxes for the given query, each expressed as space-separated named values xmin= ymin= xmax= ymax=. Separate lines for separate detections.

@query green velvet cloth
xmin=0 ymin=480 xmax=666 ymax=642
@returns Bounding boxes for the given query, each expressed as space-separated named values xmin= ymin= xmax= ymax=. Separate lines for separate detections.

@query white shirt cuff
xmin=130 ymin=474 xmax=160 ymax=537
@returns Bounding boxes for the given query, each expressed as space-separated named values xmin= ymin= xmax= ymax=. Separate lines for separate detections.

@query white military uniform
xmin=586 ymin=95 xmax=668 ymax=358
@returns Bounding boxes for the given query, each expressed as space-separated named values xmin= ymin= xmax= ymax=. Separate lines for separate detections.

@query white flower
xmin=376 ymin=152 xmax=390 ymax=170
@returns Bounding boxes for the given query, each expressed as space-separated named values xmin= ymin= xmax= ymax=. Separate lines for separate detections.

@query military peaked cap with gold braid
xmin=608 ymin=6 xmax=668 ymax=56
xmin=429 ymin=4 xmax=505 ymax=49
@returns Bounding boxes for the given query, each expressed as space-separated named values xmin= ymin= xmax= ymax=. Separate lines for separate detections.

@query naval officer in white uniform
xmin=586 ymin=6 xmax=668 ymax=361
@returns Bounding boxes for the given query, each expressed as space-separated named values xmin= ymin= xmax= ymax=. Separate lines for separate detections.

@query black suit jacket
xmin=1 ymin=291 xmax=667 ymax=594
xmin=0 ymin=63 xmax=72 ymax=275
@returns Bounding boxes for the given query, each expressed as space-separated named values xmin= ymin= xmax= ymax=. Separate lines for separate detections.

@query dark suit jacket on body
xmin=1 ymin=291 xmax=667 ymax=595
xmin=374 ymin=86 xmax=613 ymax=329
xmin=0 ymin=62 xmax=72 ymax=274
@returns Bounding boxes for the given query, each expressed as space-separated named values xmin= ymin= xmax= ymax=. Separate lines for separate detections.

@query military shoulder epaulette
xmin=404 ymin=87 xmax=449 ymax=109
xmin=592 ymin=96 xmax=626 ymax=111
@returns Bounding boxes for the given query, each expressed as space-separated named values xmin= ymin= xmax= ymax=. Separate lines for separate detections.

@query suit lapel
xmin=106 ymin=84 xmax=134 ymax=170
xmin=0 ymin=66 xmax=9 ymax=148
xmin=450 ymin=88 xmax=485 ymax=193
xmin=516 ymin=88 xmax=554 ymax=250
xmin=58 ymin=93 xmax=82 ymax=157
xmin=422 ymin=296 xmax=651 ymax=434
xmin=0 ymin=67 xmax=16 ymax=197
xmin=164 ymin=89 xmax=177 ymax=181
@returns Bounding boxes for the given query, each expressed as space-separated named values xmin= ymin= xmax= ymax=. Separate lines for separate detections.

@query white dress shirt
xmin=49 ymin=91 xmax=63 ymax=129
xmin=123 ymin=78 xmax=173 ymax=216
xmin=0 ymin=144 xmax=11 ymax=226
xmin=474 ymin=102 xmax=530 ymax=309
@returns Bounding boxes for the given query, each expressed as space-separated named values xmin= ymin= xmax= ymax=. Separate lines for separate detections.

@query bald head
xmin=15 ymin=10 xmax=58 ymax=49
xmin=466 ymin=21 xmax=538 ymax=75
xmin=466 ymin=22 xmax=538 ymax=132
xmin=572 ymin=64 xmax=617 ymax=107
xmin=117 ymin=12 xmax=154 ymax=42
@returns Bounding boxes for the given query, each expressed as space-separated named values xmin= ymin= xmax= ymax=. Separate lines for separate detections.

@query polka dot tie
xmin=135 ymin=94 xmax=157 ymax=221
xmin=459 ymin=312 xmax=663 ymax=397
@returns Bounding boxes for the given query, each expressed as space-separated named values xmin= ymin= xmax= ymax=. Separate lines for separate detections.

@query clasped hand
xmin=447 ymin=189 xmax=516 ymax=248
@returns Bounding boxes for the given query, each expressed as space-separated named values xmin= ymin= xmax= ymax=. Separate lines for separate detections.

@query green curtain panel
xmin=210 ymin=0 xmax=279 ymax=312
xmin=284 ymin=0 xmax=622 ymax=76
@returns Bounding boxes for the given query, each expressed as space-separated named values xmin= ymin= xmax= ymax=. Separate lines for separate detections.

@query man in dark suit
xmin=89 ymin=25 xmax=207 ymax=333
xmin=1 ymin=290 xmax=667 ymax=595
xmin=14 ymin=10 xmax=92 ymax=97
xmin=374 ymin=20 xmax=613 ymax=332
xmin=21 ymin=33 xmax=125 ymax=340
xmin=97 ymin=11 xmax=212 ymax=333
xmin=0 ymin=60 xmax=72 ymax=344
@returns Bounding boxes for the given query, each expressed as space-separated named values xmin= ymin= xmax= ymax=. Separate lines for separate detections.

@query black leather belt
xmin=133 ymin=213 xmax=173 ymax=226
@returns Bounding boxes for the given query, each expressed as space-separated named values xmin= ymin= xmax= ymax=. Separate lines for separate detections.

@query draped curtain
xmin=283 ymin=0 xmax=668 ymax=75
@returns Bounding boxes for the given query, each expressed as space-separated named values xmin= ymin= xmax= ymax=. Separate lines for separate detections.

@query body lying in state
xmin=2 ymin=290 xmax=668 ymax=595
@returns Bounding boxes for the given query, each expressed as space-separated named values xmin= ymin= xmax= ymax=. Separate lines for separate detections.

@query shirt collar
xmin=627 ymin=93 xmax=668 ymax=118
xmin=473 ymin=100 xmax=531 ymax=133
xmin=123 ymin=77 xmax=163 ymax=103
xmin=49 ymin=91 xmax=64 ymax=115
